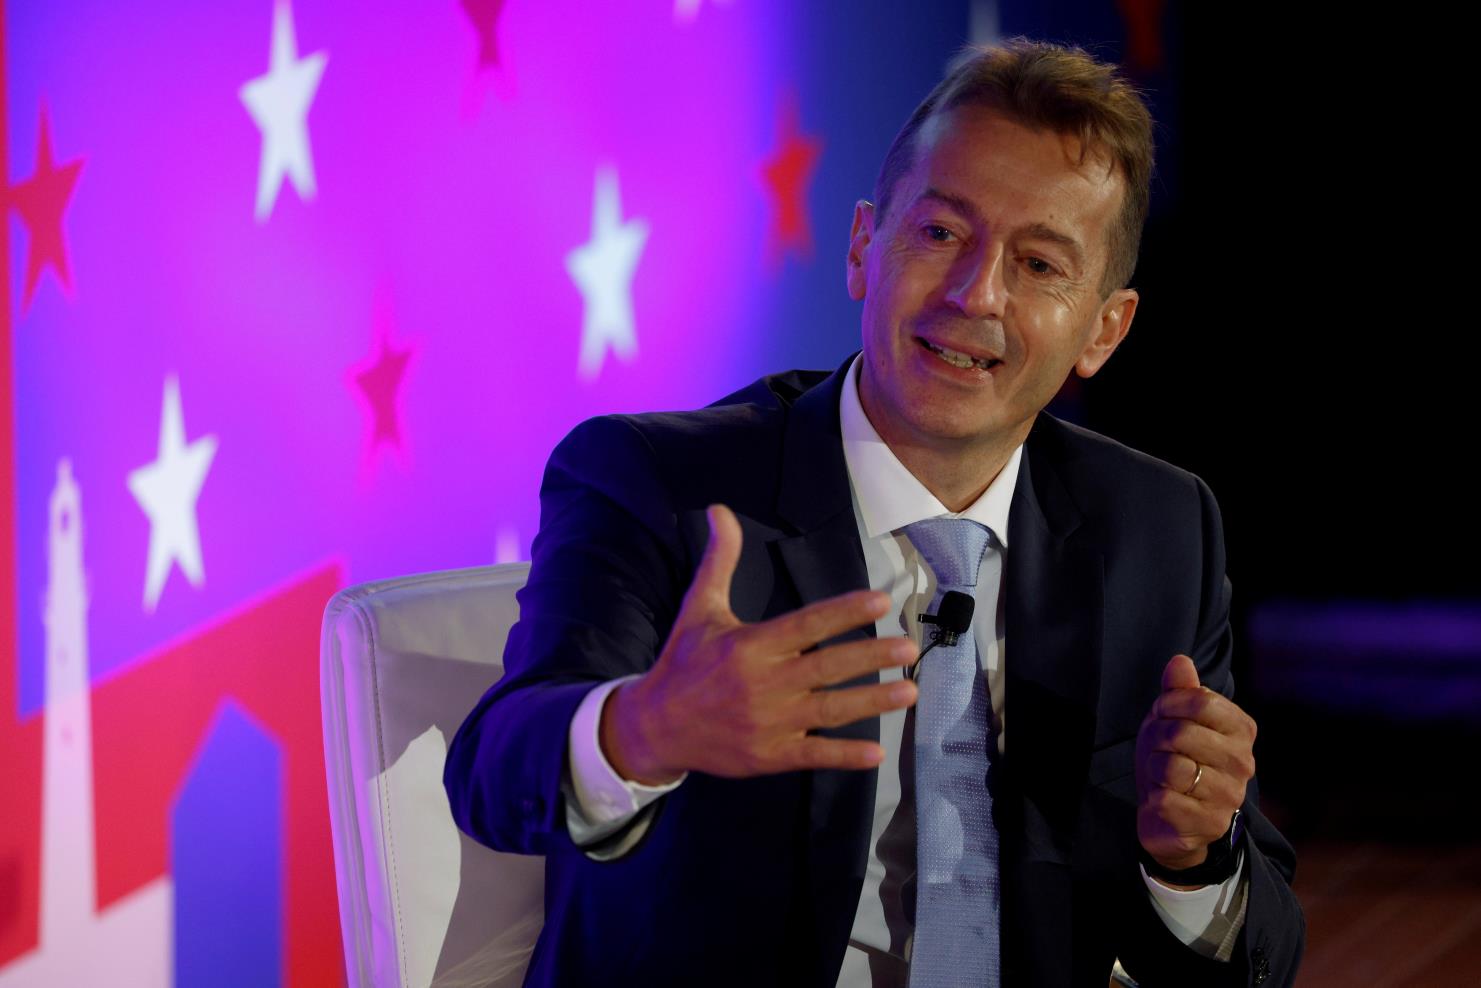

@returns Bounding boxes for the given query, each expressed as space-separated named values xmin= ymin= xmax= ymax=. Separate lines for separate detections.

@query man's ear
xmin=846 ymin=200 xmax=875 ymax=301
xmin=1074 ymin=288 xmax=1138 ymax=378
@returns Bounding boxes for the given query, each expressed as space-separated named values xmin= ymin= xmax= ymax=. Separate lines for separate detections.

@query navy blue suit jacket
xmin=444 ymin=357 xmax=1304 ymax=987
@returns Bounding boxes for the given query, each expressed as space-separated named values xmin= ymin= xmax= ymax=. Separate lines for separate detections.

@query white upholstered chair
xmin=320 ymin=563 xmax=543 ymax=988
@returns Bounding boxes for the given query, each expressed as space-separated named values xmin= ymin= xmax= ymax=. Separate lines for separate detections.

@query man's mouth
xmin=917 ymin=337 xmax=1002 ymax=371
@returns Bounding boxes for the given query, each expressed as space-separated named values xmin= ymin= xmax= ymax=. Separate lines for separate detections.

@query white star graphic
xmin=239 ymin=0 xmax=328 ymax=223
xmin=127 ymin=376 xmax=218 ymax=613
xmin=565 ymin=167 xmax=649 ymax=381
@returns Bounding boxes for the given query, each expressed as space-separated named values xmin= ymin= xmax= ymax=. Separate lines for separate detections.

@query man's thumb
xmin=689 ymin=504 xmax=742 ymax=615
xmin=1161 ymin=653 xmax=1201 ymax=693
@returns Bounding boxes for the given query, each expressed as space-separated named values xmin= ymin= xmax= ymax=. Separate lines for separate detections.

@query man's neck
xmin=848 ymin=357 xmax=1031 ymax=513
xmin=880 ymin=430 xmax=1024 ymax=512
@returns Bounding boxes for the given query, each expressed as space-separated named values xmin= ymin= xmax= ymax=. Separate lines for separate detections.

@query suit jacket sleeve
xmin=443 ymin=415 xmax=689 ymax=856
xmin=1116 ymin=475 xmax=1305 ymax=988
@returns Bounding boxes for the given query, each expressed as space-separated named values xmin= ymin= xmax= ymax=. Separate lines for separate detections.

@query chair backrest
xmin=321 ymin=563 xmax=543 ymax=988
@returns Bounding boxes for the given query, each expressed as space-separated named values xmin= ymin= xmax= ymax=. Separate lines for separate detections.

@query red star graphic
xmin=760 ymin=98 xmax=823 ymax=267
xmin=461 ymin=0 xmax=507 ymax=69
xmin=351 ymin=335 xmax=412 ymax=451
xmin=7 ymin=104 xmax=84 ymax=311
xmin=1116 ymin=0 xmax=1167 ymax=75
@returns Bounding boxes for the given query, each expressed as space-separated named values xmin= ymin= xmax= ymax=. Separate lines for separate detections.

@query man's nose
xmin=944 ymin=241 xmax=1006 ymax=319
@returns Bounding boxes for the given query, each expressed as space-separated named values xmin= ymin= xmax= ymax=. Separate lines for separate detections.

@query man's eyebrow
xmin=1020 ymin=222 xmax=1086 ymax=269
xmin=918 ymin=187 xmax=983 ymax=223
xmin=916 ymin=187 xmax=1087 ymax=270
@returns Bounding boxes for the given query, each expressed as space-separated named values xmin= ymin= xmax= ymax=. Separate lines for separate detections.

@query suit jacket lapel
xmin=998 ymin=416 xmax=1106 ymax=980
xmin=1002 ymin=416 xmax=1105 ymax=843
xmin=773 ymin=352 xmax=874 ymax=664
xmin=772 ymin=355 xmax=880 ymax=984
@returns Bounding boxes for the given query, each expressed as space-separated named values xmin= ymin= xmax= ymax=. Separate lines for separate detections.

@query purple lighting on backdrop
xmin=1250 ymin=601 xmax=1481 ymax=724
xmin=8 ymin=0 xmax=802 ymax=717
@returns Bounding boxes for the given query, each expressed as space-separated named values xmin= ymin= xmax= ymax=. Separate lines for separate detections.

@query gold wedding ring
xmin=1184 ymin=762 xmax=1204 ymax=797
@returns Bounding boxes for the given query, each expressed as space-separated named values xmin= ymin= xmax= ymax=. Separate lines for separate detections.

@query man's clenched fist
xmin=1135 ymin=654 xmax=1257 ymax=886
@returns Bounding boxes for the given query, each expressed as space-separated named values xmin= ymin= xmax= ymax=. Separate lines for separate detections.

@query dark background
xmin=1013 ymin=5 xmax=1478 ymax=981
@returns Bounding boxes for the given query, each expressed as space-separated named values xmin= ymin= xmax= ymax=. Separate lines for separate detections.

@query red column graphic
xmin=89 ymin=563 xmax=348 ymax=988
xmin=0 ymin=1 xmax=48 ymax=970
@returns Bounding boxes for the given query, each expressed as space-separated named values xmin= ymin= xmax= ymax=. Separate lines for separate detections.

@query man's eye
xmin=1024 ymin=256 xmax=1054 ymax=275
xmin=924 ymin=225 xmax=955 ymax=243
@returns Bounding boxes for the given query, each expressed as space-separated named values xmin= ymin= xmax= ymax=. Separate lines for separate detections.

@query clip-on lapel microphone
xmin=904 ymin=590 xmax=975 ymax=682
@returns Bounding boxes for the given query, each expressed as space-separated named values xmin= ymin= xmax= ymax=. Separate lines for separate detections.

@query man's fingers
xmin=746 ymin=588 xmax=892 ymax=656
xmin=1142 ymin=750 xmax=1202 ymax=794
xmin=788 ymin=735 xmax=888 ymax=772
xmin=1142 ymin=717 xmax=1256 ymax=781
xmin=1154 ymin=689 xmax=1257 ymax=741
xmin=1161 ymin=653 xmax=1201 ymax=693
xmin=1141 ymin=750 xmax=1245 ymax=805
xmin=787 ymin=636 xmax=917 ymax=690
xmin=686 ymin=504 xmax=744 ymax=618
xmin=802 ymin=679 xmax=917 ymax=731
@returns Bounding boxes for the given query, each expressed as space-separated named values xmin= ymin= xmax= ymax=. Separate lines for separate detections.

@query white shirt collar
xmin=838 ymin=353 xmax=1022 ymax=544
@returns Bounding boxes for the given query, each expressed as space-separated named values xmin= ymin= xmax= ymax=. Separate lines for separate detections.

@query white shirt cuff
xmin=566 ymin=675 xmax=686 ymax=844
xmin=1140 ymin=851 xmax=1248 ymax=962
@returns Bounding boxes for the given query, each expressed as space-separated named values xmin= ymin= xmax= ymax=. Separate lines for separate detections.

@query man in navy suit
xmin=446 ymin=40 xmax=1303 ymax=987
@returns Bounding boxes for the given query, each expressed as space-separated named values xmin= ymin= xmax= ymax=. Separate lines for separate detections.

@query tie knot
xmin=903 ymin=517 xmax=993 ymax=589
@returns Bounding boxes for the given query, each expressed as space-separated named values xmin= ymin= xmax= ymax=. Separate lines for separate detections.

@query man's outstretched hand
xmin=600 ymin=503 xmax=918 ymax=785
xmin=1135 ymin=654 xmax=1258 ymax=883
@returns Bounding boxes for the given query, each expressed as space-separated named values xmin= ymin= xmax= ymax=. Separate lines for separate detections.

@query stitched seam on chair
xmin=326 ymin=598 xmax=375 ymax=984
xmin=340 ymin=562 xmax=528 ymax=601
xmin=362 ymin=599 xmax=410 ymax=986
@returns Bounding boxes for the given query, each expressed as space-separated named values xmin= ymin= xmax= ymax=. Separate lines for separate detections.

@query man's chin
xmin=922 ymin=401 xmax=1042 ymax=448
xmin=895 ymin=411 xmax=1013 ymax=448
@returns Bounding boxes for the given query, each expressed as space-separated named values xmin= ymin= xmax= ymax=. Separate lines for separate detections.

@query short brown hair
xmin=873 ymin=38 xmax=1155 ymax=294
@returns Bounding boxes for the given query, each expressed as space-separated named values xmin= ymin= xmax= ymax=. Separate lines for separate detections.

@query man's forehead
xmin=915 ymin=105 xmax=1117 ymax=185
xmin=899 ymin=106 xmax=1122 ymax=249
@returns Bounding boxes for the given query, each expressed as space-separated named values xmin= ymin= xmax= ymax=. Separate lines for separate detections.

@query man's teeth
xmin=921 ymin=339 xmax=997 ymax=370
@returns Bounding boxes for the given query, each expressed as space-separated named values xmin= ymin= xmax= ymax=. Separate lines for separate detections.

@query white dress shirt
xmin=563 ymin=355 xmax=1247 ymax=984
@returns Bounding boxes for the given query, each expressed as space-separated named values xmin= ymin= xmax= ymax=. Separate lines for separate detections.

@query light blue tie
xmin=904 ymin=517 xmax=1001 ymax=988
